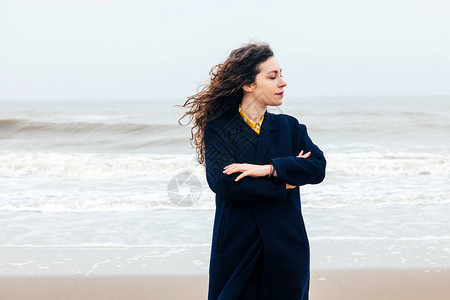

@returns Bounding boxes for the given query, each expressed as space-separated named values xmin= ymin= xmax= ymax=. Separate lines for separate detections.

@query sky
xmin=1 ymin=0 xmax=449 ymax=100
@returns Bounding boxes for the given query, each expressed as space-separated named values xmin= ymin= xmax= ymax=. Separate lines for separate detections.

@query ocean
xmin=0 ymin=96 xmax=449 ymax=275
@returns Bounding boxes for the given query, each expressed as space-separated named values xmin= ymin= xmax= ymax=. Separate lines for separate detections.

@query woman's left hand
xmin=223 ymin=163 xmax=269 ymax=182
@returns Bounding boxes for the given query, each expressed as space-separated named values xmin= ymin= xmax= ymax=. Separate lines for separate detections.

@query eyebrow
xmin=266 ymin=69 xmax=282 ymax=74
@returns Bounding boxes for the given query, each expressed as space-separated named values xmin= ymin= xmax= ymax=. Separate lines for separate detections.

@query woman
xmin=178 ymin=41 xmax=326 ymax=299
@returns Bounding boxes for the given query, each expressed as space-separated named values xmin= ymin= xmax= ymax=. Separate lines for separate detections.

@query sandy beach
xmin=1 ymin=268 xmax=448 ymax=300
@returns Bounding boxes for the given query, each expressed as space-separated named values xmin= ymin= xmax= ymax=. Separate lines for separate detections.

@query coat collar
xmin=228 ymin=105 xmax=278 ymax=164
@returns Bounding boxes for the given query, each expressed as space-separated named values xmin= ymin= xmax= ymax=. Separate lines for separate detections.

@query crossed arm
xmin=204 ymin=122 xmax=326 ymax=202
xmin=222 ymin=150 xmax=312 ymax=188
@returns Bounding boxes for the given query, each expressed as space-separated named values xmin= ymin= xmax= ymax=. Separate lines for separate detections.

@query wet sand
xmin=0 ymin=268 xmax=448 ymax=300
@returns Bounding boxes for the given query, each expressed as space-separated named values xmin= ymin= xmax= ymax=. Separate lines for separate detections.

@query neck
xmin=240 ymin=95 xmax=267 ymax=123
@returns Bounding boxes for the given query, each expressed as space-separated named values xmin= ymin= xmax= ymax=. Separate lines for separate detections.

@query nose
xmin=280 ymin=77 xmax=287 ymax=87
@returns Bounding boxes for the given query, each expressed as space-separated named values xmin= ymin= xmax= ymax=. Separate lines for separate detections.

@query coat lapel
xmin=254 ymin=110 xmax=277 ymax=164
xmin=229 ymin=107 xmax=278 ymax=165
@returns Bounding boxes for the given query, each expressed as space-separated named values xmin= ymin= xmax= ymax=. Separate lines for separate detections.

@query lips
xmin=276 ymin=92 xmax=284 ymax=96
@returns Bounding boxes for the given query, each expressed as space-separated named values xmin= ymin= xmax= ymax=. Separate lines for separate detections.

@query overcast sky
xmin=1 ymin=0 xmax=449 ymax=100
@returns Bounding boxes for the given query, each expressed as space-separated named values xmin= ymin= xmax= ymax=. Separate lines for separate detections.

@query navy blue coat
xmin=204 ymin=106 xmax=326 ymax=300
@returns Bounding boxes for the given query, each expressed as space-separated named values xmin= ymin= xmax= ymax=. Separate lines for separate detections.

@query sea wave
xmin=0 ymin=151 xmax=448 ymax=177
xmin=0 ymin=118 xmax=177 ymax=136
xmin=0 ymin=192 xmax=448 ymax=212
xmin=0 ymin=152 xmax=201 ymax=177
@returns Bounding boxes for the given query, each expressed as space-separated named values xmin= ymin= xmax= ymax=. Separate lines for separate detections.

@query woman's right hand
xmin=285 ymin=150 xmax=311 ymax=189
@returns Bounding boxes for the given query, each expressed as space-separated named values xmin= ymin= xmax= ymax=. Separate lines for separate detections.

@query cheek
xmin=262 ymin=79 xmax=276 ymax=90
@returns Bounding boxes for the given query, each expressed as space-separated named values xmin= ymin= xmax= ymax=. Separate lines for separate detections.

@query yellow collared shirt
xmin=238 ymin=104 xmax=264 ymax=134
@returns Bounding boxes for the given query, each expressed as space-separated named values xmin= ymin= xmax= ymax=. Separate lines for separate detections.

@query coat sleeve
xmin=269 ymin=123 xmax=326 ymax=186
xmin=204 ymin=122 xmax=287 ymax=202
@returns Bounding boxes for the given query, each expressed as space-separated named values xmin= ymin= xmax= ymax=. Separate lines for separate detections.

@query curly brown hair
xmin=176 ymin=41 xmax=274 ymax=165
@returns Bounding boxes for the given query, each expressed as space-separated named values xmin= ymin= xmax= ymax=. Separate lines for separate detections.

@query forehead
xmin=258 ymin=57 xmax=281 ymax=72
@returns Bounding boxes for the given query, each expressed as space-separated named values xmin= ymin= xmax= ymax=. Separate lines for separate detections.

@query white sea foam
xmin=309 ymin=236 xmax=450 ymax=241
xmin=0 ymin=152 xmax=202 ymax=177
xmin=327 ymin=151 xmax=450 ymax=176
xmin=0 ymin=202 xmax=216 ymax=213
xmin=0 ymin=243 xmax=212 ymax=248
xmin=1 ymin=235 xmax=449 ymax=248
xmin=0 ymin=150 xmax=448 ymax=178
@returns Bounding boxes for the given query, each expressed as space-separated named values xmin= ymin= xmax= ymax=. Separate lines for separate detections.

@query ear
xmin=242 ymin=82 xmax=255 ymax=93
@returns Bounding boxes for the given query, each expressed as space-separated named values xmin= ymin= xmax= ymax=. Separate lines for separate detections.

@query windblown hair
xmin=177 ymin=41 xmax=274 ymax=165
